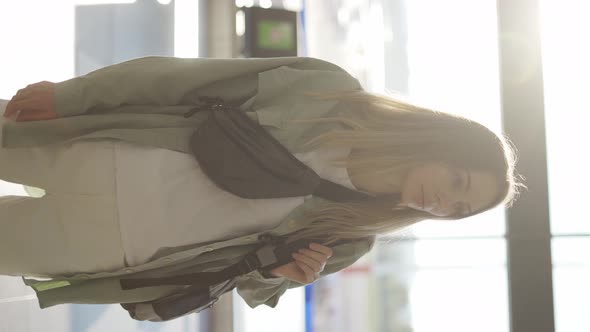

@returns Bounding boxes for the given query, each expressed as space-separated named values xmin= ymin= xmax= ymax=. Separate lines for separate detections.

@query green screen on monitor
xmin=257 ymin=20 xmax=294 ymax=50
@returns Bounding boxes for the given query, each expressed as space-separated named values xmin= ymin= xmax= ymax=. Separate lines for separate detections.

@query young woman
xmin=0 ymin=56 xmax=521 ymax=316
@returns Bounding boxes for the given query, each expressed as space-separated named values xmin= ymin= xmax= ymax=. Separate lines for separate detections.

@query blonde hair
xmin=283 ymin=90 xmax=523 ymax=245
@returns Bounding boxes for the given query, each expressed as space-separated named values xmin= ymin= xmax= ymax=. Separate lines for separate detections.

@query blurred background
xmin=0 ymin=0 xmax=588 ymax=331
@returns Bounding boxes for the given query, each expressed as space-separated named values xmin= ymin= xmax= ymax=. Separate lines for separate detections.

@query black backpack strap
xmin=118 ymin=237 xmax=357 ymax=320
xmin=187 ymin=96 xmax=376 ymax=202
xmin=119 ymin=236 xmax=348 ymax=290
xmin=121 ymin=279 xmax=236 ymax=321
xmin=121 ymin=239 xmax=295 ymax=290
xmin=315 ymin=178 xmax=374 ymax=202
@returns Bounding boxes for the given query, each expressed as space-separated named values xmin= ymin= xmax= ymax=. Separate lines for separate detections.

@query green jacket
xmin=4 ymin=56 xmax=376 ymax=310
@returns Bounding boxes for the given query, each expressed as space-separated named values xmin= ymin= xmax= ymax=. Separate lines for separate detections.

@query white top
xmin=113 ymin=141 xmax=356 ymax=266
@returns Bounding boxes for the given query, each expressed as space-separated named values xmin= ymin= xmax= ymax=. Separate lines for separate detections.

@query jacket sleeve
xmin=52 ymin=56 xmax=352 ymax=118
xmin=235 ymin=236 xmax=375 ymax=308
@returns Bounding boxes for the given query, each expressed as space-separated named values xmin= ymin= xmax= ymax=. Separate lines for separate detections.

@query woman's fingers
xmin=5 ymin=94 xmax=34 ymax=117
xmin=296 ymin=249 xmax=328 ymax=269
xmin=310 ymin=242 xmax=333 ymax=257
xmin=292 ymin=244 xmax=334 ymax=280
xmin=292 ymin=252 xmax=322 ymax=272
xmin=294 ymin=243 xmax=333 ymax=267
xmin=4 ymin=99 xmax=25 ymax=119
xmin=270 ymin=243 xmax=334 ymax=284
xmin=4 ymin=81 xmax=57 ymax=121
xmin=15 ymin=109 xmax=45 ymax=121
xmin=13 ymin=83 xmax=43 ymax=103
xmin=293 ymin=259 xmax=317 ymax=282
xmin=15 ymin=89 xmax=29 ymax=99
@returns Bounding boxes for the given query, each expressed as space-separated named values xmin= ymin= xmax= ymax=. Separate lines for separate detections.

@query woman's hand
xmin=4 ymin=81 xmax=59 ymax=122
xmin=269 ymin=242 xmax=333 ymax=284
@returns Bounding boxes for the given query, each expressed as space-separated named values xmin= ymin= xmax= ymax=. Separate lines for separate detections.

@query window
xmin=382 ymin=1 xmax=508 ymax=331
xmin=540 ymin=1 xmax=590 ymax=331
xmin=234 ymin=1 xmax=510 ymax=331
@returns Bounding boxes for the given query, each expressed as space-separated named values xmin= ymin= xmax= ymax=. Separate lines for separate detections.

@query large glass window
xmin=388 ymin=1 xmax=508 ymax=331
xmin=0 ymin=1 xmax=202 ymax=331
xmin=540 ymin=1 xmax=590 ymax=331
xmin=235 ymin=1 xmax=509 ymax=332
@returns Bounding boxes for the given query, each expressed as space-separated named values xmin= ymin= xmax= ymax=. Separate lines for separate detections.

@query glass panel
xmin=174 ymin=0 xmax=201 ymax=57
xmin=412 ymin=239 xmax=507 ymax=332
xmin=336 ymin=239 xmax=508 ymax=332
xmin=410 ymin=269 xmax=508 ymax=332
xmin=302 ymin=2 xmax=508 ymax=332
xmin=0 ymin=1 xmax=203 ymax=331
xmin=552 ymin=237 xmax=590 ymax=332
xmin=540 ymin=2 xmax=590 ymax=329
xmin=405 ymin=0 xmax=502 ymax=132
xmin=540 ymin=1 xmax=590 ymax=330
xmin=408 ymin=206 xmax=505 ymax=239
xmin=540 ymin=0 xmax=590 ymax=235
xmin=233 ymin=287 xmax=305 ymax=332
xmin=379 ymin=239 xmax=508 ymax=332
xmin=404 ymin=0 xmax=505 ymax=239
xmin=0 ymin=1 xmax=74 ymax=99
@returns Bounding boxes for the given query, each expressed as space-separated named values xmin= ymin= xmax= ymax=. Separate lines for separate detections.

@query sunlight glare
xmin=174 ymin=0 xmax=200 ymax=57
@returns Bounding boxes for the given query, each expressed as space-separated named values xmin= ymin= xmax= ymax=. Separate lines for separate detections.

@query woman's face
xmin=400 ymin=162 xmax=500 ymax=217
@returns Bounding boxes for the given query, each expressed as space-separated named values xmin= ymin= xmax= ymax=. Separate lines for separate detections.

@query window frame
xmin=497 ymin=0 xmax=555 ymax=331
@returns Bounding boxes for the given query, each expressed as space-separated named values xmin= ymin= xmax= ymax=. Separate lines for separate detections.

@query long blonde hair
xmin=283 ymin=90 xmax=522 ymax=245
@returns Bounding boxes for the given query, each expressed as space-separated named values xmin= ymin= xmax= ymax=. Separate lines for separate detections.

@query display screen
xmin=257 ymin=20 xmax=295 ymax=50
